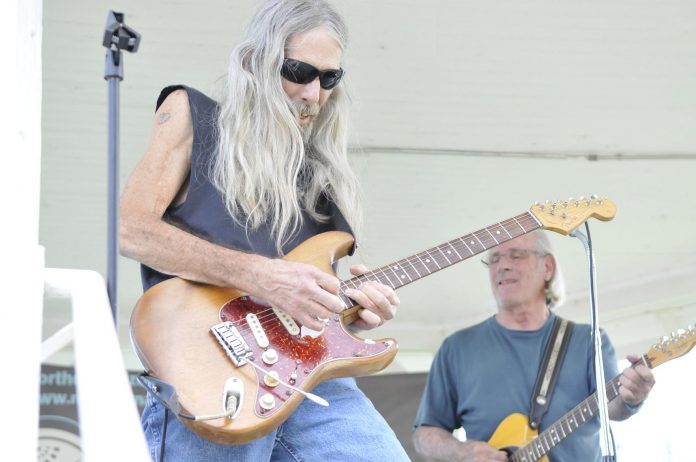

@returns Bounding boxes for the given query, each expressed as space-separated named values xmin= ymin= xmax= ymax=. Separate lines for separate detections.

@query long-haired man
xmin=120 ymin=1 xmax=408 ymax=460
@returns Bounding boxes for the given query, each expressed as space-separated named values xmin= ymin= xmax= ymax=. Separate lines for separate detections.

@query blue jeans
xmin=141 ymin=377 xmax=410 ymax=461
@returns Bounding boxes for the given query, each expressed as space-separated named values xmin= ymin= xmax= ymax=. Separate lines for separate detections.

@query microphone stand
xmin=102 ymin=11 xmax=141 ymax=326
xmin=571 ymin=222 xmax=616 ymax=461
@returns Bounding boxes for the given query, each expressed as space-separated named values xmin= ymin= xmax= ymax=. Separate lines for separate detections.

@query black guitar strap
xmin=528 ymin=316 xmax=574 ymax=430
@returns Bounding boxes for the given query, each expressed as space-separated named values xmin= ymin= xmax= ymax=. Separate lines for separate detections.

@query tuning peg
xmin=661 ymin=335 xmax=671 ymax=345
xmin=579 ymin=195 xmax=585 ymax=201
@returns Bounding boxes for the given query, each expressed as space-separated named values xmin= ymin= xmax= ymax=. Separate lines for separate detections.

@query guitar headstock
xmin=529 ymin=195 xmax=617 ymax=235
xmin=646 ymin=325 xmax=696 ymax=369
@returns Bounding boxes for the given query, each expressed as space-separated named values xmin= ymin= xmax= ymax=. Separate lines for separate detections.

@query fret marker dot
xmin=470 ymin=241 xmax=475 ymax=245
xmin=400 ymin=275 xmax=405 ymax=279
xmin=425 ymin=259 xmax=430 ymax=263
xmin=496 ymin=230 xmax=501 ymax=234
xmin=447 ymin=250 xmax=451 ymax=254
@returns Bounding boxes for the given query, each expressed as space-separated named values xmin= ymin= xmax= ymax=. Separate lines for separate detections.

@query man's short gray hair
xmin=530 ymin=230 xmax=566 ymax=309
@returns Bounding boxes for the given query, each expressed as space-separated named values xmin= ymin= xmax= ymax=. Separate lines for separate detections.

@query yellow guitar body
xmin=488 ymin=413 xmax=548 ymax=462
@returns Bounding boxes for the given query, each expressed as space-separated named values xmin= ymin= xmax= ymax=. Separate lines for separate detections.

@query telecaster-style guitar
xmin=488 ymin=325 xmax=696 ymax=461
xmin=130 ymin=196 xmax=616 ymax=444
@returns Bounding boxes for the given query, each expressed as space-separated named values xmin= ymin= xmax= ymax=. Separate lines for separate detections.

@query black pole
xmin=103 ymin=11 xmax=140 ymax=326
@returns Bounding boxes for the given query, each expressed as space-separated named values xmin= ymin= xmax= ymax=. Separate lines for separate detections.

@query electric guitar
xmin=130 ymin=197 xmax=616 ymax=444
xmin=488 ymin=326 xmax=696 ymax=461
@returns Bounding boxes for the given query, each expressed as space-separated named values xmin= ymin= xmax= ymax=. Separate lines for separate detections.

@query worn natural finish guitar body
xmin=130 ymin=231 xmax=398 ymax=444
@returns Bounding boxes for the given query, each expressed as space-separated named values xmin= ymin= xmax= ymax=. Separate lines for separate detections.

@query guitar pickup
xmin=246 ymin=313 xmax=269 ymax=348
xmin=210 ymin=322 xmax=253 ymax=366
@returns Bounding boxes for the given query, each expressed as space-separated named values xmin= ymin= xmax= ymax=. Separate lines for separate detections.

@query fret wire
xmin=339 ymin=293 xmax=352 ymax=308
xmin=458 ymin=237 xmax=474 ymax=255
xmin=446 ymin=241 xmax=464 ymax=260
xmin=404 ymin=256 xmax=423 ymax=279
xmin=373 ymin=271 xmax=393 ymax=287
xmin=394 ymin=261 xmax=414 ymax=283
xmin=435 ymin=245 xmax=453 ymax=265
xmin=380 ymin=265 xmax=404 ymax=287
xmin=544 ymin=430 xmax=552 ymax=450
xmin=421 ymin=253 xmax=439 ymax=273
xmin=608 ymin=377 xmax=621 ymax=400
xmin=376 ymin=266 xmax=399 ymax=288
xmin=422 ymin=249 xmax=442 ymax=271
xmin=515 ymin=216 xmax=532 ymax=233
xmin=542 ymin=430 xmax=551 ymax=452
xmin=499 ymin=223 xmax=513 ymax=239
xmin=484 ymin=226 xmax=500 ymax=245
xmin=402 ymin=251 xmax=433 ymax=270
xmin=471 ymin=231 xmax=486 ymax=250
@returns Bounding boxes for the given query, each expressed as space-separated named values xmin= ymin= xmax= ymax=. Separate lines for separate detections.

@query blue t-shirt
xmin=414 ymin=312 xmax=619 ymax=461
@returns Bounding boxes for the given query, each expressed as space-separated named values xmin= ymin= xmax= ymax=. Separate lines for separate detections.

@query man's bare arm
xmin=413 ymin=426 xmax=507 ymax=462
xmin=119 ymin=89 xmax=343 ymax=330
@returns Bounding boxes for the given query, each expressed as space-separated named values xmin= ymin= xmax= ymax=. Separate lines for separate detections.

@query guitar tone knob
xmin=264 ymin=371 xmax=280 ymax=388
xmin=259 ymin=393 xmax=276 ymax=410
xmin=262 ymin=348 xmax=279 ymax=365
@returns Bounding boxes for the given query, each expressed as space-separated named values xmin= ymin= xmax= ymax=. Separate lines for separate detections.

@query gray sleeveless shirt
xmin=140 ymin=85 xmax=353 ymax=291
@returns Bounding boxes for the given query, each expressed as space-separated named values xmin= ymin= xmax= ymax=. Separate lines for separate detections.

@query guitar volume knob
xmin=259 ymin=393 xmax=276 ymax=410
xmin=262 ymin=348 xmax=279 ymax=365
xmin=263 ymin=371 xmax=280 ymax=388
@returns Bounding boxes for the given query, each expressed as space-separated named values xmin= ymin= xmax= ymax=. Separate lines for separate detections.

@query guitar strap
xmin=528 ymin=315 xmax=574 ymax=430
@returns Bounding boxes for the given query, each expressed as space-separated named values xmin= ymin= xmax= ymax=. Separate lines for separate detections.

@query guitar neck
xmin=511 ymin=357 xmax=649 ymax=462
xmin=338 ymin=211 xmax=541 ymax=307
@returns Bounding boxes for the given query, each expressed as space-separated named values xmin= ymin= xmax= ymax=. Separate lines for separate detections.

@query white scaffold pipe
xmin=44 ymin=268 xmax=150 ymax=462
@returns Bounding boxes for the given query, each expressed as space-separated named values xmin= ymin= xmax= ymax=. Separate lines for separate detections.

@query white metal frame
xmin=1 ymin=1 xmax=150 ymax=458
xmin=42 ymin=268 xmax=150 ymax=461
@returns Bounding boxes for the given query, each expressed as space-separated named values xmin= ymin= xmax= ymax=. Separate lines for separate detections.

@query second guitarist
xmin=413 ymin=231 xmax=655 ymax=462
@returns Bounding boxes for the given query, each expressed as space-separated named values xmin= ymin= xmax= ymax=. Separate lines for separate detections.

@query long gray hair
xmin=213 ymin=0 xmax=361 ymax=253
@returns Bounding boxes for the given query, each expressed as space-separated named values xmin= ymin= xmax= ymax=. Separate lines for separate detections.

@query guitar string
xmin=513 ymin=357 xmax=646 ymax=461
xmin=223 ymin=215 xmax=539 ymax=335
xmin=219 ymin=214 xmax=539 ymax=335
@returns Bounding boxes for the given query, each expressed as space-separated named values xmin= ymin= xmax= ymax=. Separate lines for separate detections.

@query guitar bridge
xmin=211 ymin=322 xmax=253 ymax=366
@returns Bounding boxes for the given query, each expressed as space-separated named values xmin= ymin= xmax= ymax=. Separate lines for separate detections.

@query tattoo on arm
xmin=157 ymin=112 xmax=171 ymax=124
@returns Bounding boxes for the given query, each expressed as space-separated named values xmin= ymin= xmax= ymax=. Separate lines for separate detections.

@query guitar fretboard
xmin=337 ymin=211 xmax=541 ymax=307
xmin=510 ymin=357 xmax=649 ymax=462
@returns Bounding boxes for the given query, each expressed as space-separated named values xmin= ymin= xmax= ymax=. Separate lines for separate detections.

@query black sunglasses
xmin=281 ymin=58 xmax=345 ymax=90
